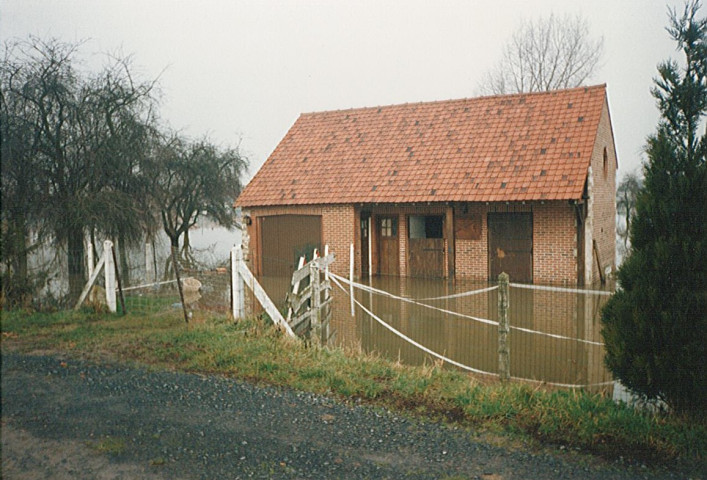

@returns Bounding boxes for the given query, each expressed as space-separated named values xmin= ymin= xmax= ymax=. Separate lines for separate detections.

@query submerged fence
xmin=12 ymin=240 xmax=615 ymax=391
xmin=325 ymin=267 xmax=614 ymax=391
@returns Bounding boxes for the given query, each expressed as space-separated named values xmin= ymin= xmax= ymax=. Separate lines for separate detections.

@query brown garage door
xmin=260 ymin=215 xmax=322 ymax=276
xmin=488 ymin=213 xmax=533 ymax=283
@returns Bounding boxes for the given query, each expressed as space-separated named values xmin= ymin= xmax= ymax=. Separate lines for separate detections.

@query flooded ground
xmin=260 ymin=274 xmax=614 ymax=392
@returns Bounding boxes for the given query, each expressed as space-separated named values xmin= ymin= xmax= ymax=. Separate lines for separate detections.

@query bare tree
xmin=615 ymin=170 xmax=643 ymax=260
xmin=1 ymin=37 xmax=158 ymax=302
xmin=150 ymin=134 xmax=248 ymax=267
xmin=480 ymin=14 xmax=604 ymax=95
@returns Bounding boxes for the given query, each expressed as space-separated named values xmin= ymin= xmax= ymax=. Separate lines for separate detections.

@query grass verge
xmin=1 ymin=308 xmax=704 ymax=468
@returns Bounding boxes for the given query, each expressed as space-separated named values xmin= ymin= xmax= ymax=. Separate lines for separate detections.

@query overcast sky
xmin=1 ymin=0 xmax=688 ymax=183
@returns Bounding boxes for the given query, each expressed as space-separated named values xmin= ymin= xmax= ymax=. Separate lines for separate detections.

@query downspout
xmin=574 ymin=178 xmax=590 ymax=286
xmin=584 ymin=166 xmax=594 ymax=286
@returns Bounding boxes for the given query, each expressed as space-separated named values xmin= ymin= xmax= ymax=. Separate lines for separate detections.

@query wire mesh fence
xmin=2 ymin=228 xmax=238 ymax=317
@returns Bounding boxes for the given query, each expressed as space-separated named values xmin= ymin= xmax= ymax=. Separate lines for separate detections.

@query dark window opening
xmin=409 ymin=215 xmax=444 ymax=239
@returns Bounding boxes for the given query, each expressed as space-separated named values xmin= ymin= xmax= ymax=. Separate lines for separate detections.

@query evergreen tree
xmin=601 ymin=1 xmax=707 ymax=414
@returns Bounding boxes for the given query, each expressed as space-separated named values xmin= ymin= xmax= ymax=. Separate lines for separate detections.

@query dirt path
xmin=0 ymin=353 xmax=690 ymax=479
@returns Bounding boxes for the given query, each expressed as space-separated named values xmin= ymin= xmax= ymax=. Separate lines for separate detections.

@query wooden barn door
xmin=260 ymin=215 xmax=322 ymax=276
xmin=378 ymin=216 xmax=399 ymax=276
xmin=488 ymin=213 xmax=533 ymax=283
xmin=408 ymin=215 xmax=445 ymax=278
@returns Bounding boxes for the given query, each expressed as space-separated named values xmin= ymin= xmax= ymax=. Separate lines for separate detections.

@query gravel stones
xmin=0 ymin=353 xmax=687 ymax=479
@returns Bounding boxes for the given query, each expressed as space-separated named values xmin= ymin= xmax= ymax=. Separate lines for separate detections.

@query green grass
xmin=1 ymin=308 xmax=705 ymax=467
xmin=88 ymin=436 xmax=128 ymax=455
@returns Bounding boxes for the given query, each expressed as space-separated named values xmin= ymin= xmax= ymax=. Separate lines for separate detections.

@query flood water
xmin=259 ymin=274 xmax=615 ymax=392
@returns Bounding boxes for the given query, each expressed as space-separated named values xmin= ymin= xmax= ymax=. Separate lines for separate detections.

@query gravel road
xmin=0 ymin=353 xmax=695 ymax=479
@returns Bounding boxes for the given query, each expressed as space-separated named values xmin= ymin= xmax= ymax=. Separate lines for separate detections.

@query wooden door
xmin=488 ymin=213 xmax=533 ymax=283
xmin=409 ymin=238 xmax=444 ymax=277
xmin=378 ymin=216 xmax=399 ymax=276
xmin=408 ymin=215 xmax=445 ymax=278
xmin=360 ymin=214 xmax=370 ymax=278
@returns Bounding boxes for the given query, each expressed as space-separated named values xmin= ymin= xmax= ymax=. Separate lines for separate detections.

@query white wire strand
xmin=416 ymin=285 xmax=500 ymax=301
xmin=330 ymin=275 xmax=499 ymax=377
xmin=331 ymin=275 xmax=614 ymax=389
xmin=329 ymin=272 xmax=499 ymax=326
xmin=121 ymin=279 xmax=178 ymax=292
xmin=509 ymin=282 xmax=613 ymax=296
xmin=330 ymin=272 xmax=605 ymax=346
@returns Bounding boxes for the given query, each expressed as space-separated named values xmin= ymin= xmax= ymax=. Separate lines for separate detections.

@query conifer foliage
xmin=601 ymin=1 xmax=707 ymax=414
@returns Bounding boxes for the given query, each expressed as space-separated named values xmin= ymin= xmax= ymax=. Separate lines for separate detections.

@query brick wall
xmin=589 ymin=99 xmax=617 ymax=284
xmin=454 ymin=202 xmax=577 ymax=285
xmin=455 ymin=203 xmax=489 ymax=280
xmin=322 ymin=205 xmax=356 ymax=277
xmin=533 ymin=203 xmax=578 ymax=285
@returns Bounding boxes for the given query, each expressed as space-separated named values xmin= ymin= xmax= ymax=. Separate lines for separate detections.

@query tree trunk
xmin=67 ymin=228 xmax=86 ymax=303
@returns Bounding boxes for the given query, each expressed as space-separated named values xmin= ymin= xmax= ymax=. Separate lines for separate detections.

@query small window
xmin=380 ymin=218 xmax=397 ymax=237
xmin=603 ymin=147 xmax=609 ymax=178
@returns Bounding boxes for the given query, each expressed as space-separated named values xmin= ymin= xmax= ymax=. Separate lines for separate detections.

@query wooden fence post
xmin=497 ymin=272 xmax=510 ymax=382
xmin=310 ymin=261 xmax=321 ymax=344
xmin=349 ymin=243 xmax=355 ymax=316
xmin=104 ymin=240 xmax=117 ymax=313
xmin=111 ymin=244 xmax=126 ymax=315
xmin=231 ymin=246 xmax=245 ymax=320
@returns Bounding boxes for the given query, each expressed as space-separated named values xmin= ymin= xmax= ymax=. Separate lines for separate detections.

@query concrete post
xmin=232 ymin=246 xmax=245 ymax=319
xmin=103 ymin=240 xmax=117 ymax=313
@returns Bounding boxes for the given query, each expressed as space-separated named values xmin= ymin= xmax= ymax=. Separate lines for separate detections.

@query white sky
xmin=1 ymin=0 xmax=687 ymax=183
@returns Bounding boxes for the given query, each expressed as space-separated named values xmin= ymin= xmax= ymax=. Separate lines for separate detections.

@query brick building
xmin=236 ymin=85 xmax=617 ymax=286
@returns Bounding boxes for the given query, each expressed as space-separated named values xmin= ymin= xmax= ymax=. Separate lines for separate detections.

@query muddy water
xmin=260 ymin=275 xmax=614 ymax=392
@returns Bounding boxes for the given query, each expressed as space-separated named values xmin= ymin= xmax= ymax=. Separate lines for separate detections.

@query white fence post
xmin=104 ymin=240 xmax=117 ymax=313
xmin=145 ymin=241 xmax=155 ymax=284
xmin=86 ymin=234 xmax=94 ymax=280
xmin=231 ymin=246 xmax=245 ymax=319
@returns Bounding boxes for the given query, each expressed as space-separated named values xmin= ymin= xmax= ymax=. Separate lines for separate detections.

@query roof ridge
xmin=298 ymin=84 xmax=607 ymax=117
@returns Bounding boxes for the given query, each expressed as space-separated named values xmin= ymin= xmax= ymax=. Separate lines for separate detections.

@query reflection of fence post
xmin=231 ymin=246 xmax=245 ymax=319
xmin=310 ymin=261 xmax=321 ymax=344
xmin=498 ymin=272 xmax=510 ymax=382
xmin=104 ymin=240 xmax=117 ymax=313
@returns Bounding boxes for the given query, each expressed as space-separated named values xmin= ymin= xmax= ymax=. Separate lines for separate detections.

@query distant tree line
xmin=0 ymin=37 xmax=247 ymax=306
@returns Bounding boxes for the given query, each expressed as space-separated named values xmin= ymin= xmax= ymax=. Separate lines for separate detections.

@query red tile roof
xmin=237 ymin=85 xmax=608 ymax=207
